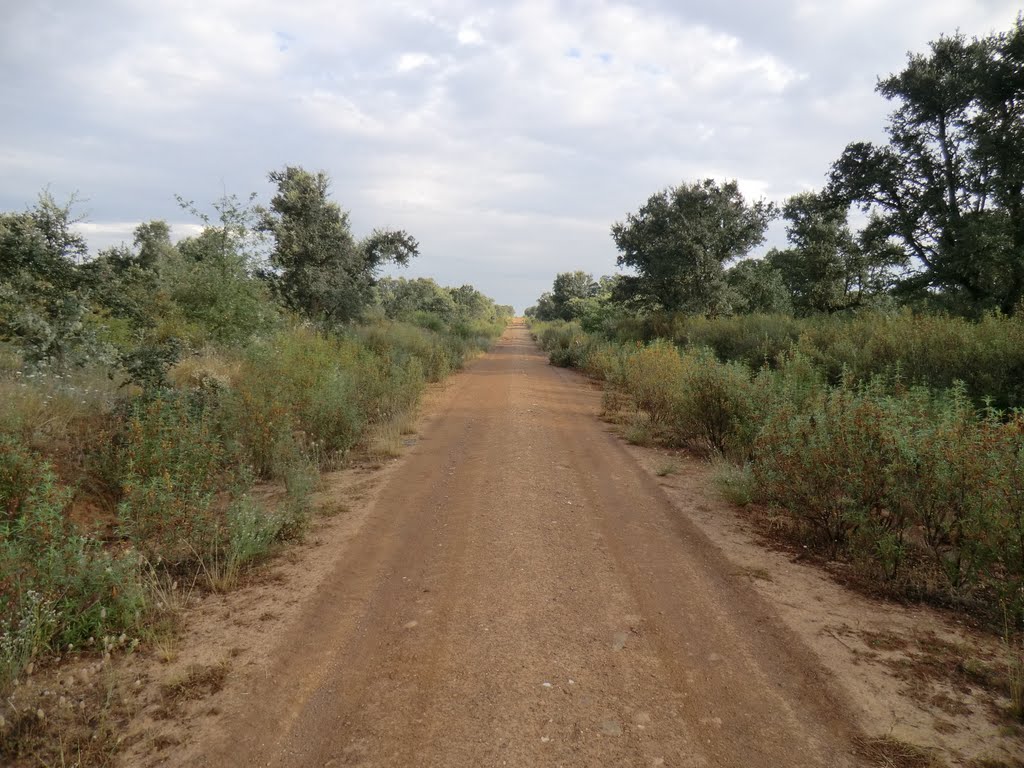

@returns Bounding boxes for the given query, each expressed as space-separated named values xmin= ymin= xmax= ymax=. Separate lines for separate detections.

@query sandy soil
xmin=623 ymin=445 xmax=1024 ymax=767
xmin=114 ymin=322 xmax=1021 ymax=767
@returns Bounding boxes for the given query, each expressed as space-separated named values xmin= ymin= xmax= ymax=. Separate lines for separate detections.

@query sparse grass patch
xmin=1005 ymin=644 xmax=1024 ymax=721
xmin=655 ymin=460 xmax=679 ymax=477
xmin=366 ymin=409 xmax=412 ymax=459
xmin=161 ymin=661 xmax=229 ymax=705
xmin=624 ymin=419 xmax=655 ymax=447
xmin=0 ymin=650 xmax=140 ymax=768
xmin=713 ymin=459 xmax=755 ymax=507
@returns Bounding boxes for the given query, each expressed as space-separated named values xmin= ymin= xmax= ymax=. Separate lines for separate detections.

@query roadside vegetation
xmin=0 ymin=165 xmax=510 ymax=759
xmin=527 ymin=17 xmax=1024 ymax=637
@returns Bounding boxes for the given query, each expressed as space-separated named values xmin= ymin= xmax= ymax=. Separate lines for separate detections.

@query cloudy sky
xmin=1 ymin=1 xmax=1019 ymax=311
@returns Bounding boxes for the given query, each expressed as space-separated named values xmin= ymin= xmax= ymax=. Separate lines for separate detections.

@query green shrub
xmin=532 ymin=320 xmax=589 ymax=368
xmin=228 ymin=328 xmax=364 ymax=476
xmin=581 ymin=340 xmax=630 ymax=384
xmin=882 ymin=387 xmax=994 ymax=590
xmin=606 ymin=310 xmax=1024 ymax=410
xmin=713 ymin=459 xmax=755 ymax=507
xmin=670 ymin=349 xmax=758 ymax=457
xmin=1 ymin=439 xmax=143 ymax=692
xmin=225 ymin=495 xmax=286 ymax=570
xmin=673 ymin=313 xmax=803 ymax=369
xmin=752 ymin=380 xmax=896 ymax=556
xmin=358 ymin=321 xmax=454 ymax=383
xmin=623 ymin=341 xmax=685 ymax=425
xmin=619 ymin=343 xmax=756 ymax=456
xmin=116 ymin=391 xmax=237 ymax=566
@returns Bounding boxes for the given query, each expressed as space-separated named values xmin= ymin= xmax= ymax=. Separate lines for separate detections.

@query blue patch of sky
xmin=566 ymin=47 xmax=582 ymax=58
xmin=275 ymin=30 xmax=295 ymax=52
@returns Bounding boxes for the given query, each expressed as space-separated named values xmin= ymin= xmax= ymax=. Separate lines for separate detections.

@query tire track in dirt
xmin=180 ymin=323 xmax=864 ymax=767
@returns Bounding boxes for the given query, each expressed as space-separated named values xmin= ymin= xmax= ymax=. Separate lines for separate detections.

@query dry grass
xmin=0 ymin=656 xmax=140 ymax=768
xmin=624 ymin=419 xmax=655 ymax=447
xmin=167 ymin=349 xmax=242 ymax=390
xmin=366 ymin=407 xmax=417 ymax=459
xmin=853 ymin=736 xmax=942 ymax=768
xmin=712 ymin=458 xmax=754 ymax=507
xmin=161 ymin=662 xmax=228 ymax=705
xmin=655 ymin=460 xmax=680 ymax=477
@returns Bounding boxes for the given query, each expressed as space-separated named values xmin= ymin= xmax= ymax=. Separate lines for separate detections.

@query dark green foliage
xmin=375 ymin=277 xmax=458 ymax=322
xmin=829 ymin=17 xmax=1024 ymax=314
xmin=611 ymin=179 xmax=776 ymax=315
xmin=161 ymin=232 xmax=278 ymax=346
xmin=0 ymin=193 xmax=93 ymax=367
xmin=261 ymin=166 xmax=419 ymax=324
xmin=725 ymin=258 xmax=793 ymax=315
xmin=540 ymin=271 xmax=600 ymax=321
xmin=527 ymin=274 xmax=623 ymax=332
xmin=766 ymin=193 xmax=905 ymax=314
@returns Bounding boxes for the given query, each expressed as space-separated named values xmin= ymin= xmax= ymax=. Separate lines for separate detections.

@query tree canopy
xmin=828 ymin=17 xmax=1024 ymax=313
xmin=260 ymin=166 xmax=419 ymax=324
xmin=610 ymin=179 xmax=776 ymax=315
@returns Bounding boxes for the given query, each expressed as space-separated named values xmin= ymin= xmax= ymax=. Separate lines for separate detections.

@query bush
xmin=532 ymin=320 xmax=589 ymax=368
xmin=619 ymin=342 xmax=756 ymax=456
xmin=1 ymin=438 xmax=143 ymax=692
xmin=752 ymin=380 xmax=897 ymax=557
xmin=227 ymin=328 xmax=365 ymax=476
xmin=623 ymin=340 xmax=685 ymax=426
xmin=116 ymin=391 xmax=239 ymax=567
xmin=752 ymin=377 xmax=1024 ymax=617
xmin=670 ymin=349 xmax=757 ymax=457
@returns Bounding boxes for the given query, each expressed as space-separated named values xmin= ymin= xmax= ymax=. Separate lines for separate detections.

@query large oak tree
xmin=611 ymin=179 xmax=776 ymax=315
xmin=829 ymin=17 xmax=1024 ymax=314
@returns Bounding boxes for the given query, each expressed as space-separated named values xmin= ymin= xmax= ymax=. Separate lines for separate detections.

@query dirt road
xmin=187 ymin=323 xmax=862 ymax=767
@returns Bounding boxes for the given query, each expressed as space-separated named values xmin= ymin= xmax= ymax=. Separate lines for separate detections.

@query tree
xmin=550 ymin=271 xmax=599 ymax=320
xmin=133 ymin=220 xmax=174 ymax=270
xmin=525 ymin=292 xmax=556 ymax=321
xmin=0 ymin=192 xmax=91 ymax=366
xmin=725 ymin=258 xmax=792 ymax=315
xmin=166 ymin=195 xmax=279 ymax=346
xmin=828 ymin=17 xmax=1024 ymax=313
xmin=449 ymin=284 xmax=495 ymax=322
xmin=765 ymin=194 xmax=907 ymax=315
xmin=260 ymin=166 xmax=419 ymax=324
xmin=375 ymin=277 xmax=457 ymax=322
xmin=160 ymin=233 xmax=277 ymax=345
xmin=611 ymin=179 xmax=776 ymax=315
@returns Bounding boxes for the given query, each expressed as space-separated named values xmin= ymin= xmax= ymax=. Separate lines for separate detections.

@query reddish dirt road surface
xmin=184 ymin=322 xmax=864 ymax=767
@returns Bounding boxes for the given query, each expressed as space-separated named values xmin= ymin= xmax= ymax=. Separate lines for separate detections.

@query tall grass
xmin=603 ymin=310 xmax=1024 ymax=409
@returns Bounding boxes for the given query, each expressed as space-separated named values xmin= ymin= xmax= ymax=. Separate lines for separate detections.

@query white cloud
xmin=396 ymin=52 xmax=436 ymax=72
xmin=457 ymin=20 xmax=485 ymax=45
xmin=71 ymin=221 xmax=204 ymax=253
xmin=2 ymin=0 xmax=1021 ymax=311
